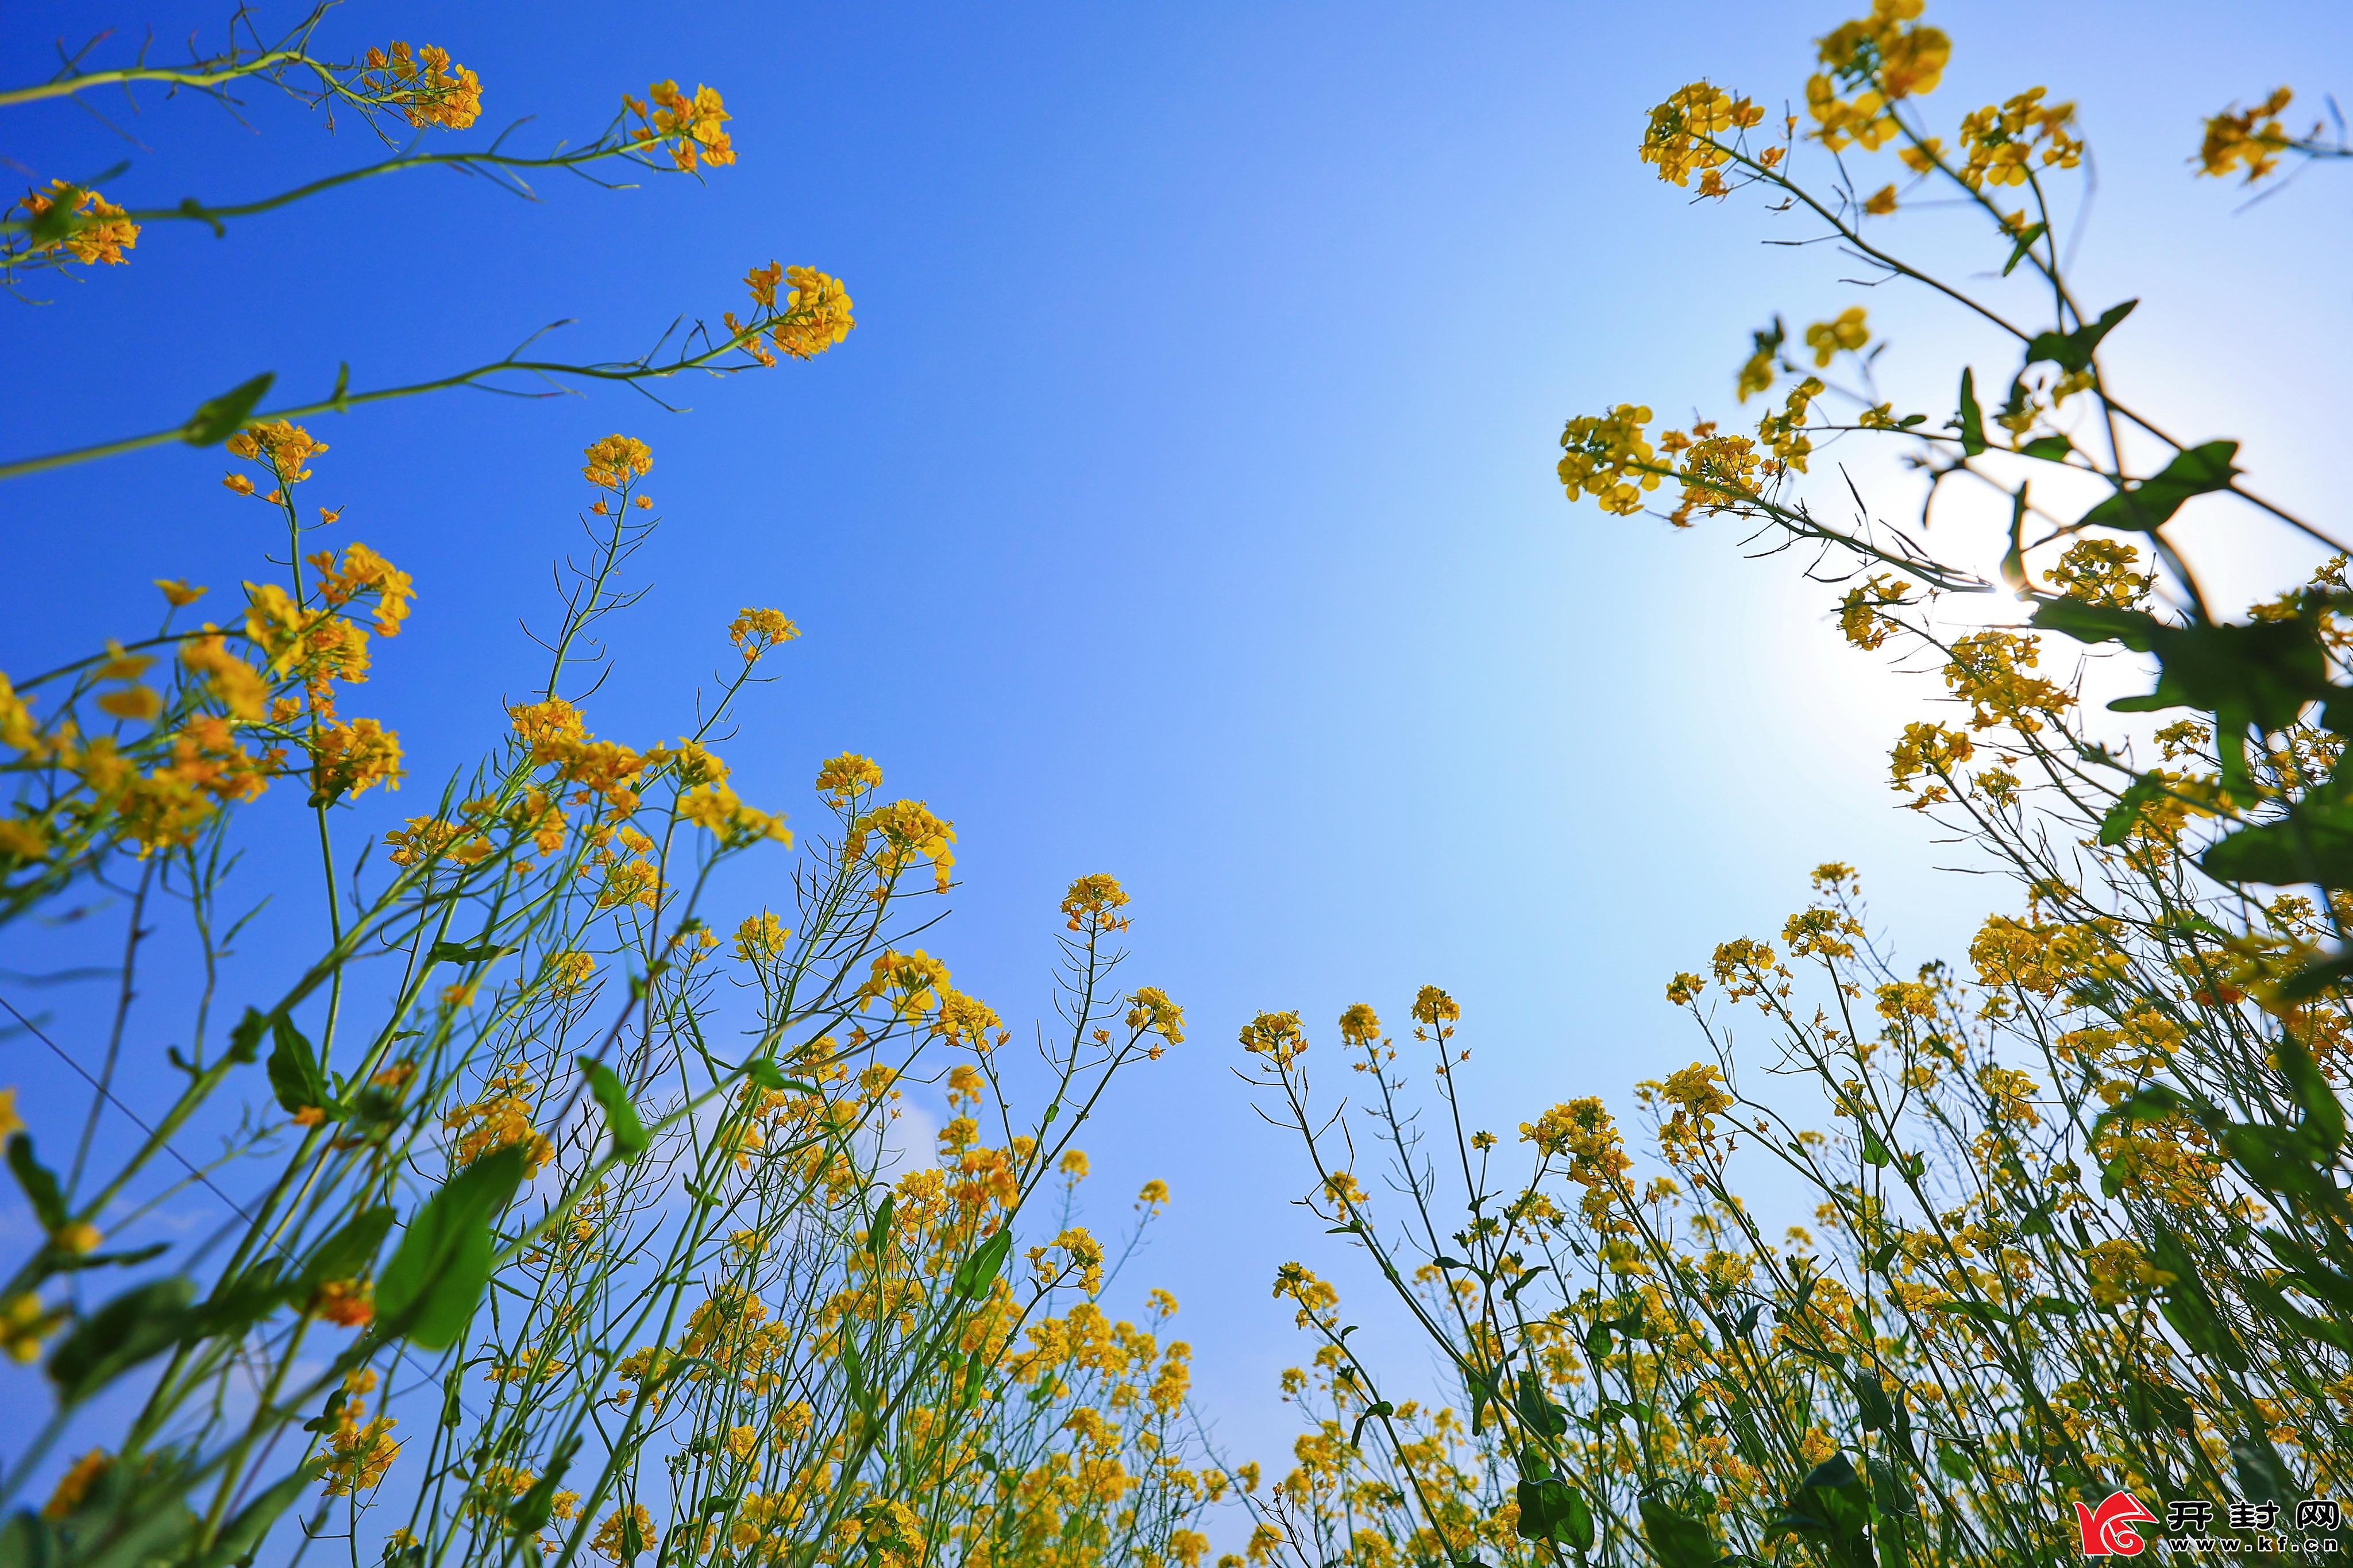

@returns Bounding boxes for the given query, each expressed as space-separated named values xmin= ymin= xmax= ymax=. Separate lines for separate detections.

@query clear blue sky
xmin=5 ymin=0 xmax=2350 ymax=1474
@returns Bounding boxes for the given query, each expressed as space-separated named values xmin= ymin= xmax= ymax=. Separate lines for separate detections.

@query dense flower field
xmin=4 ymin=3 xmax=2349 ymax=1566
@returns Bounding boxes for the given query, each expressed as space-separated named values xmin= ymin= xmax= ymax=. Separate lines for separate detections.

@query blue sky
xmin=5 ymin=0 xmax=2351 ymax=1477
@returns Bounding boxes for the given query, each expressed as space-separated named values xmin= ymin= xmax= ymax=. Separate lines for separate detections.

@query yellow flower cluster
xmin=357 ymin=41 xmax=482 ymax=130
xmin=443 ymin=1061 xmax=556 ymax=1176
xmin=848 ymin=797 xmax=957 ymax=892
xmin=815 ymin=751 xmax=884 ymax=806
xmin=227 ymin=420 xmax=329 ymax=483
xmin=678 ymin=783 xmax=791 ymax=848
xmin=1837 ymin=573 xmax=1914 ymax=651
xmin=2049 ymin=538 xmax=2154 ymax=609
xmin=1660 ymin=424 xmax=1764 ymax=528
xmin=12 ymin=180 xmax=139 ymax=267
xmin=1888 ymin=719 xmax=1973 ymax=802
xmin=307 ymin=716 xmax=404 ymax=806
xmin=1126 ymin=986 xmax=1186 ymax=1048
xmin=728 ymin=607 xmax=800 ymax=661
xmin=1941 ymin=629 xmax=2072 ymax=733
xmin=1639 ymin=83 xmax=1766 ymax=192
xmin=2199 ymin=86 xmax=2298 ymax=183
xmin=1807 ymin=0 xmax=1951 ymax=150
xmin=1803 ymin=306 xmax=1869 ymax=367
xmin=1239 ymin=1010 xmax=1307 ymax=1069
xmin=1954 ymin=87 xmax=2084 ymax=190
xmin=583 ymin=434 xmax=654 ymax=491
xmin=627 ymin=80 xmax=735 ymax=172
xmin=1062 ymin=872 xmax=1132 ymax=934
xmin=1556 ymin=405 xmax=1661 ymax=515
xmin=733 ymin=264 xmax=859 ymax=366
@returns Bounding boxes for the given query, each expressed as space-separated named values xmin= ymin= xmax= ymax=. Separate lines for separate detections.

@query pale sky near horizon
xmin=5 ymin=0 xmax=2350 ymax=1497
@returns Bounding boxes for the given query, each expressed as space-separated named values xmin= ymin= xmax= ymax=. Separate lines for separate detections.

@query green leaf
xmin=1514 ymin=1370 xmax=1568 ymax=1439
xmin=1770 ymin=1455 xmax=1875 ymax=1567
xmin=2096 ymin=777 xmax=2160 ymax=847
xmin=2088 ymin=1083 xmax=2202 ymax=1141
xmin=2034 ymin=594 xmax=2337 ymax=800
xmin=2217 ymin=1121 xmax=2336 ymax=1203
xmin=188 ymin=1259 xmax=286 ymax=1341
xmin=0 ymin=1511 xmax=54 ymax=1568
xmin=2024 ymin=299 xmax=2135 ymax=373
xmin=866 ymin=1194 xmax=895 ymax=1256
xmin=2149 ymin=1226 xmax=2248 ymax=1370
xmin=840 ymin=1332 xmax=876 ymax=1416
xmin=1348 ymin=1399 xmax=1395 ymax=1450
xmin=2232 ymin=1431 xmax=2293 ymax=1508
xmin=2027 ymin=597 xmax=2163 ymax=649
xmin=51 ymin=1241 xmax=171 ymax=1275
xmin=193 ymin=1460 xmax=322 ymax=1568
xmin=576 ymin=1056 xmax=649 ymax=1161
xmin=226 ymin=1008 xmax=268 ymax=1065
xmin=1936 ymin=1443 xmax=1973 ymax=1483
xmin=183 ymin=373 xmax=275 ymax=447
xmin=1955 ymin=369 xmax=1986 ymax=458
xmin=2077 ymin=441 xmax=2241 ymax=534
xmin=47 ymin=1276 xmax=196 ymax=1405
xmin=2000 ymin=221 xmax=2048 ymax=276
xmin=508 ymin=1437 xmax=580 ymax=1536
xmin=2279 ymin=1035 xmax=2346 ymax=1153
xmin=427 ymin=939 xmax=517 ymax=966
xmin=1860 ymin=1129 xmax=1892 ymax=1168
xmin=1584 ymin=1320 xmax=1615 ymax=1360
xmin=2024 ymin=1295 xmax=2083 ymax=1317
xmin=2018 ymin=433 xmax=2071 ymax=462
xmin=7 ymin=1134 xmax=67 ymax=1231
xmin=2204 ymin=800 xmax=2353 ymax=891
xmin=1500 ymin=1264 xmax=1549 ymax=1302
xmin=951 ymin=1229 xmax=1012 ymax=1300
xmin=375 ymin=1143 xmax=527 ymax=1349
xmin=1638 ymin=1492 xmax=1721 ymax=1568
xmin=1515 ymin=1473 xmax=1591 ymax=1551
xmin=267 ymin=1016 xmax=341 ymax=1121
xmin=294 ymin=1206 xmax=395 ymax=1298
xmin=1853 ymin=1371 xmax=1894 ymax=1431
xmin=1933 ymin=1300 xmax=2010 ymax=1326
xmin=303 ymin=1387 xmax=349 ymax=1435
xmin=2281 ymin=948 xmax=2353 ymax=1003
xmin=2125 ymin=1375 xmax=2197 ymax=1434
xmin=2261 ymin=1229 xmax=2353 ymax=1315
xmin=15 ymin=1449 xmax=200 ymax=1568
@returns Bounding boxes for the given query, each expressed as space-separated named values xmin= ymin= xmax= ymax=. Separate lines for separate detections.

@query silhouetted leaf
xmin=2024 ymin=299 xmax=2135 ymax=373
xmin=48 ymin=1276 xmax=196 ymax=1404
xmin=376 ymin=1144 xmax=526 ymax=1349
xmin=183 ymin=373 xmax=275 ymax=446
xmin=427 ymin=940 xmax=516 ymax=966
xmin=267 ymin=1016 xmax=341 ymax=1121
xmin=2205 ymin=801 xmax=2353 ymax=891
xmin=194 ymin=1460 xmax=322 ymax=1568
xmin=1955 ymin=369 xmax=1986 ymax=458
xmin=1640 ymin=1492 xmax=1723 ymax=1568
xmin=7 ymin=1134 xmax=66 ymax=1231
xmin=295 ymin=1206 xmax=395 ymax=1297
xmin=577 ymin=1056 xmax=649 ymax=1161
xmin=951 ymin=1229 xmax=1012 ymax=1300
xmin=2077 ymin=441 xmax=2240 ymax=534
